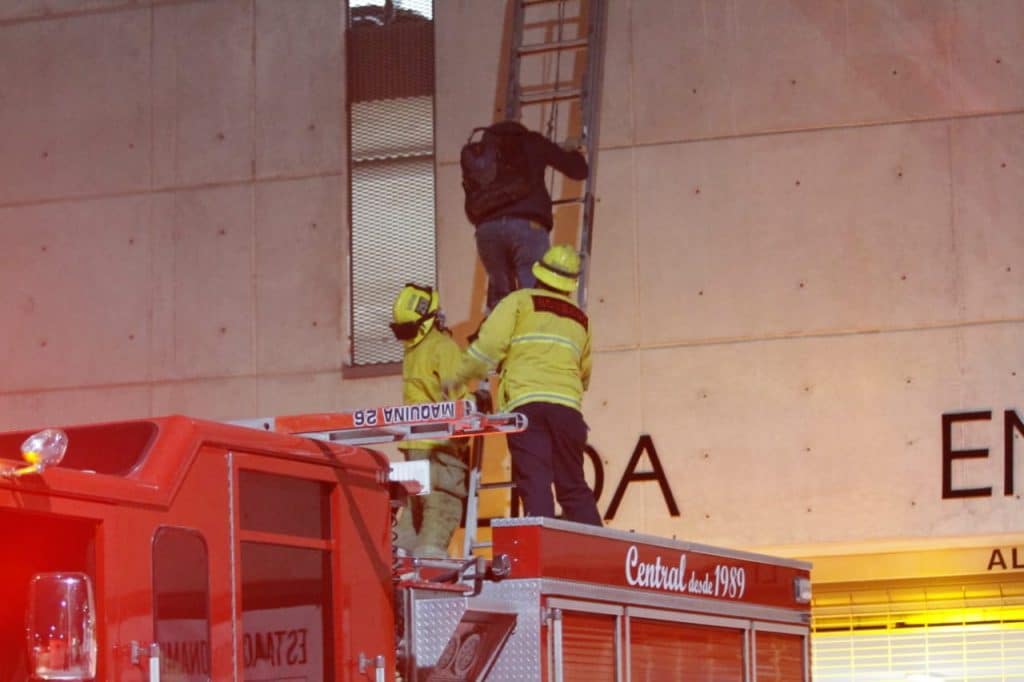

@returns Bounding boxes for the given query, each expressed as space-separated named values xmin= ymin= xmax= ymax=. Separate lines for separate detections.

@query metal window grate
xmin=347 ymin=0 xmax=436 ymax=367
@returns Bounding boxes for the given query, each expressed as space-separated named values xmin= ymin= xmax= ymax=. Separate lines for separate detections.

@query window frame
xmin=231 ymin=454 xmax=343 ymax=681
xmin=152 ymin=525 xmax=213 ymax=680
xmin=343 ymin=0 xmax=438 ymax=373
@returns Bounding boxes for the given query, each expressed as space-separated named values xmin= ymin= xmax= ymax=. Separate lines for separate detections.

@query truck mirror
xmin=26 ymin=572 xmax=97 ymax=680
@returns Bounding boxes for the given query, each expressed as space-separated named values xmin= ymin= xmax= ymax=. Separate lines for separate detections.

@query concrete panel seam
xmin=590 ymin=316 xmax=1024 ymax=353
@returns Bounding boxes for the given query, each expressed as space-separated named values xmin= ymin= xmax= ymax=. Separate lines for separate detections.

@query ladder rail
xmin=576 ymin=0 xmax=609 ymax=309
xmin=462 ymin=436 xmax=485 ymax=557
xmin=504 ymin=0 xmax=526 ymax=121
xmin=229 ymin=399 xmax=526 ymax=447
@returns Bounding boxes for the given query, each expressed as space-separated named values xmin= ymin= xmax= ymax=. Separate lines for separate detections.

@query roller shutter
xmin=755 ymin=629 xmax=807 ymax=681
xmin=812 ymin=575 xmax=1024 ymax=680
xmin=561 ymin=610 xmax=619 ymax=680
xmin=629 ymin=618 xmax=745 ymax=681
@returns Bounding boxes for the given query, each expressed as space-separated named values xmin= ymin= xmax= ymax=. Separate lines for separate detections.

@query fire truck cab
xmin=0 ymin=406 xmax=811 ymax=681
xmin=1 ymin=414 xmax=395 ymax=681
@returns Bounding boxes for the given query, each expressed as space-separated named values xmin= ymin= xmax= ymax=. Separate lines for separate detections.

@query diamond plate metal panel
xmin=409 ymin=593 xmax=469 ymax=673
xmin=478 ymin=580 xmax=546 ymax=681
xmin=406 ymin=581 xmax=545 ymax=682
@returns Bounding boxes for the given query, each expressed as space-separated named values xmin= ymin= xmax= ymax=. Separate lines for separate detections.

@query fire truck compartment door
xmin=546 ymin=598 xmax=625 ymax=682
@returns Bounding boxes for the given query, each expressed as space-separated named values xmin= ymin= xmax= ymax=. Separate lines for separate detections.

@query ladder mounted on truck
xmin=233 ymin=399 xmax=525 ymax=447
xmin=233 ymin=400 xmax=524 ymax=558
xmin=505 ymin=0 xmax=609 ymax=309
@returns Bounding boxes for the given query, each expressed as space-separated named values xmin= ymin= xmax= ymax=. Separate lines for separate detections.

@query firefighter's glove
xmin=440 ymin=377 xmax=461 ymax=399
xmin=562 ymin=135 xmax=584 ymax=152
xmin=473 ymin=388 xmax=493 ymax=414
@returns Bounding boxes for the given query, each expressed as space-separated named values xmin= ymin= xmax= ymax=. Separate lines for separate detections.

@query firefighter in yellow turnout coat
xmin=444 ymin=245 xmax=602 ymax=525
xmin=390 ymin=284 xmax=470 ymax=557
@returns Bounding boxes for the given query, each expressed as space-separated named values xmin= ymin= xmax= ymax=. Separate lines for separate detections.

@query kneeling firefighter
xmin=390 ymin=284 xmax=470 ymax=558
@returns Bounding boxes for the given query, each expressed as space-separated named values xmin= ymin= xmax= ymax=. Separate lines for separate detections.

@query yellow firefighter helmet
xmin=532 ymin=244 xmax=581 ymax=293
xmin=391 ymin=283 xmax=439 ymax=346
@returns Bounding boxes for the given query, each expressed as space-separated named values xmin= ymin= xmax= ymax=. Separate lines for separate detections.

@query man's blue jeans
xmin=475 ymin=216 xmax=550 ymax=311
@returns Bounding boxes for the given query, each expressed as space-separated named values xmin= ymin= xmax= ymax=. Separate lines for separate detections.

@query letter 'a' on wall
xmin=346 ymin=0 xmax=437 ymax=367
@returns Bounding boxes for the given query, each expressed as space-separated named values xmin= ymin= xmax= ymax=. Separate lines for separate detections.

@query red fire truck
xmin=0 ymin=400 xmax=812 ymax=681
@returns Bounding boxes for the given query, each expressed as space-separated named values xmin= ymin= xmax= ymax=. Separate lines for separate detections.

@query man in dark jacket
xmin=470 ymin=121 xmax=588 ymax=311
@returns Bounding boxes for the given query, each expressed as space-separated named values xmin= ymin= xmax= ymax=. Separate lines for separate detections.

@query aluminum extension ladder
xmin=459 ymin=0 xmax=610 ymax=557
xmin=504 ymin=0 xmax=609 ymax=309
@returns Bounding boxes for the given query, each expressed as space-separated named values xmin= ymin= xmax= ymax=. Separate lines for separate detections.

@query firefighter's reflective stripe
xmin=510 ymin=333 xmax=584 ymax=356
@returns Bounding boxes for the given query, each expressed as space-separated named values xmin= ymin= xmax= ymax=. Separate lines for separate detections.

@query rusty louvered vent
xmin=347 ymin=0 xmax=436 ymax=367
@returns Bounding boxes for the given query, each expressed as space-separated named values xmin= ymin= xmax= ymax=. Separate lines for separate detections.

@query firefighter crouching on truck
xmin=442 ymin=245 xmax=602 ymax=526
xmin=390 ymin=284 xmax=470 ymax=558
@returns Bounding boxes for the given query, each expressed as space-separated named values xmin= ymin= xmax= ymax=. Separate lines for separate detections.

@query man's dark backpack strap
xmin=460 ymin=124 xmax=532 ymax=224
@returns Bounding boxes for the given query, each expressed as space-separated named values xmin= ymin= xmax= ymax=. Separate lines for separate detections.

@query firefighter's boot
xmin=412 ymin=448 xmax=468 ymax=558
xmin=395 ymin=448 xmax=430 ymax=554
xmin=414 ymin=491 xmax=463 ymax=558
xmin=393 ymin=499 xmax=418 ymax=555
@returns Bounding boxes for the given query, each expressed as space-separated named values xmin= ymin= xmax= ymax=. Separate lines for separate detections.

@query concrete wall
xmin=1 ymin=0 xmax=1023 ymax=561
xmin=435 ymin=0 xmax=1024 ymax=558
xmin=0 ymin=0 xmax=397 ymax=428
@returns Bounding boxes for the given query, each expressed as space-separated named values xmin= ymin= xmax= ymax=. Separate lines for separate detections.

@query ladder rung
xmin=479 ymin=481 xmax=515 ymax=490
xmin=519 ymin=87 xmax=582 ymax=105
xmin=471 ymin=541 xmax=494 ymax=549
xmin=518 ymin=37 xmax=589 ymax=56
xmin=552 ymin=196 xmax=585 ymax=206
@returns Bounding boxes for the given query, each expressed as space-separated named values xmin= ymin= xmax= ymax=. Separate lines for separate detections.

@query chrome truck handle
xmin=130 ymin=641 xmax=160 ymax=681
xmin=149 ymin=643 xmax=161 ymax=681
xmin=358 ymin=652 xmax=386 ymax=682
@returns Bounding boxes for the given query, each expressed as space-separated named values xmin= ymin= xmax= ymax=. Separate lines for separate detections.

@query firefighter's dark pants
xmin=508 ymin=402 xmax=602 ymax=526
